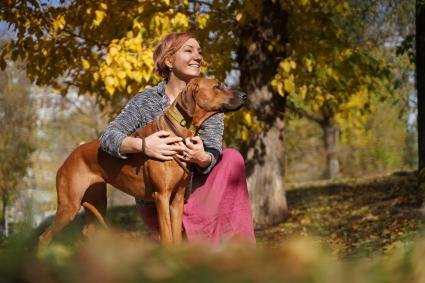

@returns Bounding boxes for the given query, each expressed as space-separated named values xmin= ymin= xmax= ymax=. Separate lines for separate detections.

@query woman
xmin=100 ymin=32 xmax=255 ymax=245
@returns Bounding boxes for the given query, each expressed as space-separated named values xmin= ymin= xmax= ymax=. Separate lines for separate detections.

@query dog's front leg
xmin=153 ymin=191 xmax=173 ymax=245
xmin=170 ymin=185 xmax=186 ymax=244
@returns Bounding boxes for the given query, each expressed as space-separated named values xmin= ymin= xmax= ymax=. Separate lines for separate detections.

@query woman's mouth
xmin=189 ymin=64 xmax=201 ymax=69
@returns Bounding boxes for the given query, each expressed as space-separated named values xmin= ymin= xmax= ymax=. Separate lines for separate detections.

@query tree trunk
xmin=416 ymin=1 xmax=425 ymax=215
xmin=417 ymin=0 xmax=425 ymax=171
xmin=1 ymin=192 xmax=8 ymax=237
xmin=322 ymin=118 xmax=340 ymax=179
xmin=236 ymin=0 xmax=289 ymax=228
xmin=246 ymin=115 xmax=288 ymax=228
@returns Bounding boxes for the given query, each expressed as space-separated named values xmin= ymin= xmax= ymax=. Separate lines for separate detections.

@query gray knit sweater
xmin=99 ymin=80 xmax=224 ymax=174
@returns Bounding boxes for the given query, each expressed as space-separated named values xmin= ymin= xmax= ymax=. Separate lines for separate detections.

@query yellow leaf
xmin=100 ymin=3 xmax=108 ymax=10
xmin=305 ymin=58 xmax=314 ymax=72
xmin=119 ymin=77 xmax=127 ymax=88
xmin=300 ymin=0 xmax=310 ymax=6
xmin=81 ymin=58 xmax=90 ymax=69
xmin=235 ymin=12 xmax=243 ymax=22
xmin=284 ymin=75 xmax=295 ymax=93
xmin=105 ymin=76 xmax=115 ymax=87
xmin=105 ymin=76 xmax=116 ymax=95
xmin=123 ymin=61 xmax=132 ymax=70
xmin=93 ymin=10 xmax=106 ymax=26
xmin=106 ymin=84 xmax=115 ymax=95
xmin=173 ymin=12 xmax=189 ymax=28
xmin=109 ymin=46 xmax=119 ymax=56
xmin=196 ymin=14 xmax=210 ymax=29
xmin=280 ymin=58 xmax=296 ymax=73
xmin=117 ymin=70 xmax=126 ymax=79
xmin=134 ymin=71 xmax=143 ymax=83
xmin=281 ymin=61 xmax=292 ymax=73
xmin=241 ymin=128 xmax=249 ymax=141
xmin=52 ymin=15 xmax=66 ymax=30
xmin=267 ymin=44 xmax=274 ymax=52
xmin=142 ymin=70 xmax=151 ymax=82
xmin=93 ymin=72 xmax=99 ymax=81
xmin=299 ymin=85 xmax=307 ymax=99
xmin=106 ymin=54 xmax=112 ymax=65
xmin=243 ymin=112 xmax=252 ymax=126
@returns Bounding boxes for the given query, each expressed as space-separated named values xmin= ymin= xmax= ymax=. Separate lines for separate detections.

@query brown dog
xmin=38 ymin=78 xmax=246 ymax=246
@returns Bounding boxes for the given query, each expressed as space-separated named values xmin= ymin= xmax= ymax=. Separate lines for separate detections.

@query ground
xmin=0 ymin=171 xmax=423 ymax=282
xmin=256 ymin=171 xmax=423 ymax=257
xmin=104 ymin=171 xmax=423 ymax=258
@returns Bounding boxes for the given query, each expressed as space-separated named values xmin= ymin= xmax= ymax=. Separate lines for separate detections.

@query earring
xmin=169 ymin=67 xmax=173 ymax=72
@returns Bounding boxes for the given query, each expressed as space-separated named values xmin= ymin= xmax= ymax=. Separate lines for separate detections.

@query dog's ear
xmin=177 ymin=78 xmax=199 ymax=118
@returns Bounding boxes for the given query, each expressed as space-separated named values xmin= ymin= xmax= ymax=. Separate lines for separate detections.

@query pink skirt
xmin=139 ymin=148 xmax=256 ymax=245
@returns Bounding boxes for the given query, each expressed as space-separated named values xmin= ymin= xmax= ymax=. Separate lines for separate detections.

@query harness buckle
xmin=197 ymin=127 xmax=205 ymax=135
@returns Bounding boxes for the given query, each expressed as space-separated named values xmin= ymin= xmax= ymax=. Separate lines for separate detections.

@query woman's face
xmin=168 ymin=38 xmax=203 ymax=81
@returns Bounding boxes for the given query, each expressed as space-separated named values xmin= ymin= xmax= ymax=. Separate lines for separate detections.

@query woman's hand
xmin=176 ymin=136 xmax=211 ymax=168
xmin=144 ymin=131 xmax=186 ymax=161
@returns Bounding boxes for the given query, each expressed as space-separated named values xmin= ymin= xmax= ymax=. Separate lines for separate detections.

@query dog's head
xmin=175 ymin=78 xmax=247 ymax=127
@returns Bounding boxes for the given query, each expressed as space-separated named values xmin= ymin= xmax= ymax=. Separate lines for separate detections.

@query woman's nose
xmin=193 ymin=52 xmax=203 ymax=61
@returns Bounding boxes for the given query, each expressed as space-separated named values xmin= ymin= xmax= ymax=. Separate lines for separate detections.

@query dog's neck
xmin=164 ymin=104 xmax=204 ymax=138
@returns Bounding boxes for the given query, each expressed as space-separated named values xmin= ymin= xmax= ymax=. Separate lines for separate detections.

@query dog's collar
xmin=165 ymin=108 xmax=204 ymax=135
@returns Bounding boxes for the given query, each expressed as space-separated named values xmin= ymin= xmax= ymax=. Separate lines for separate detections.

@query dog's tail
xmin=82 ymin=202 xmax=108 ymax=228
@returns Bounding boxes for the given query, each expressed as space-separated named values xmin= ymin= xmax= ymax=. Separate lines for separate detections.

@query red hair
xmin=153 ymin=32 xmax=197 ymax=79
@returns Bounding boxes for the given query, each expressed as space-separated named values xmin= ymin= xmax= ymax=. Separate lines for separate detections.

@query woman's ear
xmin=164 ymin=55 xmax=174 ymax=70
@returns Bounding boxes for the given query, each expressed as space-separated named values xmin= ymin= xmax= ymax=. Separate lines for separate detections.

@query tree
xmin=0 ymin=0 xmax=391 ymax=227
xmin=279 ymin=0 xmax=416 ymax=179
xmin=417 ymin=0 xmax=425 ymax=200
xmin=0 ymin=61 xmax=36 ymax=236
xmin=417 ymin=0 xmax=425 ymax=172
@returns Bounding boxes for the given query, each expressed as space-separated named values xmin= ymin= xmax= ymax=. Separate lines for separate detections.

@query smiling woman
xmin=154 ymin=33 xmax=203 ymax=82
xmin=100 ymin=31 xmax=255 ymax=245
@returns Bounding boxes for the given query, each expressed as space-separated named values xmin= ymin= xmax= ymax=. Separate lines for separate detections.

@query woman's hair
xmin=153 ymin=31 xmax=197 ymax=79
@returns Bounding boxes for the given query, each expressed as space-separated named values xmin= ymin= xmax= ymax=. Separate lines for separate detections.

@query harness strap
xmin=166 ymin=108 xmax=205 ymax=135
xmin=167 ymin=108 xmax=197 ymax=133
xmin=164 ymin=112 xmax=185 ymax=138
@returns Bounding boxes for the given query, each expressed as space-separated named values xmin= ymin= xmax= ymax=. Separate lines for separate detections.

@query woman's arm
xmin=100 ymin=94 xmax=143 ymax=159
xmin=100 ymin=94 xmax=185 ymax=160
xmin=120 ymin=131 xmax=185 ymax=160
xmin=201 ymin=113 xmax=224 ymax=169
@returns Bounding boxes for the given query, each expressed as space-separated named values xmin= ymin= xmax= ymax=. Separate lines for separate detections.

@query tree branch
xmin=285 ymin=101 xmax=324 ymax=125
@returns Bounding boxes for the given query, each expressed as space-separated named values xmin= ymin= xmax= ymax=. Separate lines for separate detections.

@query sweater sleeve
xmin=99 ymin=94 xmax=144 ymax=159
xmin=194 ymin=112 xmax=224 ymax=174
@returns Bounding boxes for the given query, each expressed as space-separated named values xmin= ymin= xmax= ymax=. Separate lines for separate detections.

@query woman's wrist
xmin=196 ymin=152 xmax=212 ymax=168
xmin=119 ymin=136 xmax=146 ymax=155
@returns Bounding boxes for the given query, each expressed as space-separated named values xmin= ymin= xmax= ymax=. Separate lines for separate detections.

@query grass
xmin=0 ymin=171 xmax=423 ymax=282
